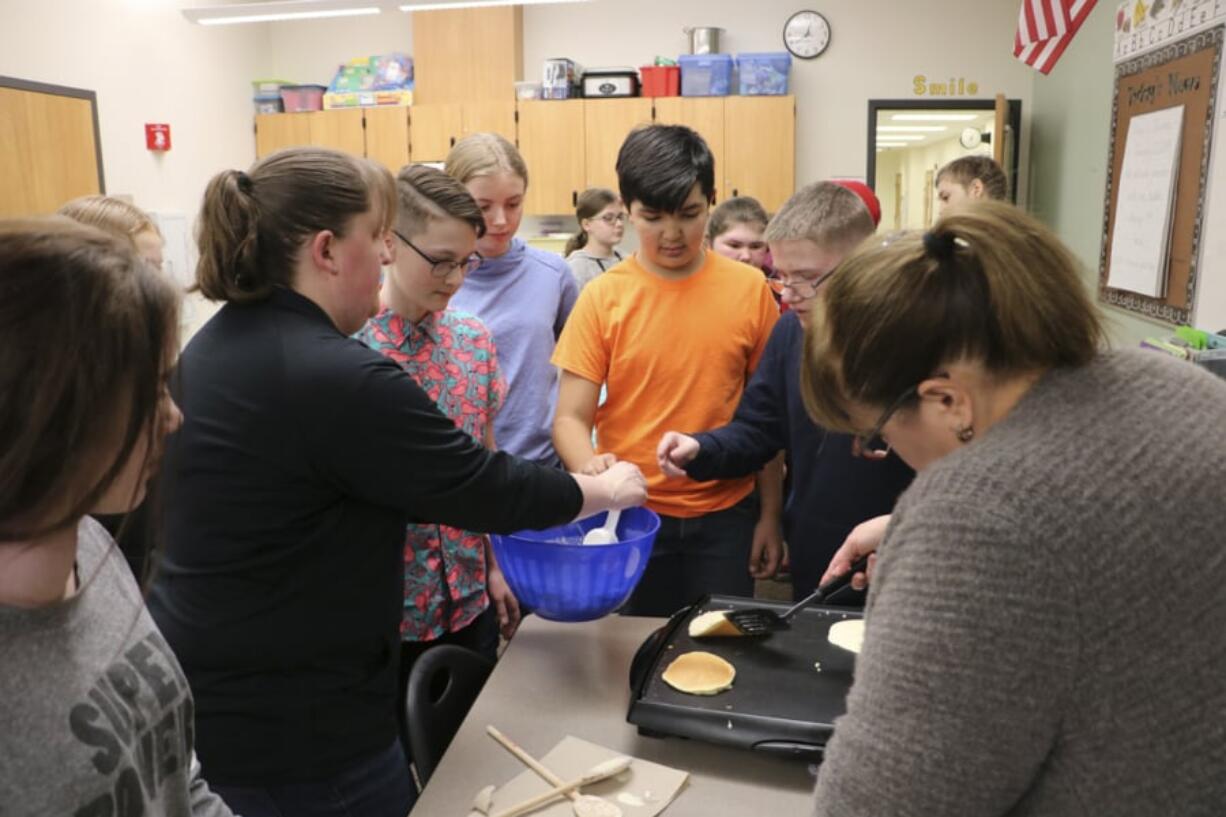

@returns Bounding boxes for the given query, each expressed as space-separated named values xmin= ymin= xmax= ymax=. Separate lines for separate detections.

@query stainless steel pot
xmin=683 ymin=26 xmax=724 ymax=55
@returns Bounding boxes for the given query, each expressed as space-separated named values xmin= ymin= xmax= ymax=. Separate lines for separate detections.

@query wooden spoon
xmin=490 ymin=757 xmax=632 ymax=817
xmin=486 ymin=725 xmax=625 ymax=817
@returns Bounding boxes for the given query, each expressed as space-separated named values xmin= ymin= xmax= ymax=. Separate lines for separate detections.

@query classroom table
xmin=409 ymin=615 xmax=818 ymax=816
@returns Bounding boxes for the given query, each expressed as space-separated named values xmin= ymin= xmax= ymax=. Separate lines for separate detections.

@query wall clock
xmin=784 ymin=10 xmax=831 ymax=59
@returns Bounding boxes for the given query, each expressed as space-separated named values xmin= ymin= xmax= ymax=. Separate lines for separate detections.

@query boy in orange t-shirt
xmin=552 ymin=124 xmax=780 ymax=616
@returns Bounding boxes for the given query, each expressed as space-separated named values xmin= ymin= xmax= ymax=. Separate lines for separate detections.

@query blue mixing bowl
xmin=490 ymin=506 xmax=660 ymax=622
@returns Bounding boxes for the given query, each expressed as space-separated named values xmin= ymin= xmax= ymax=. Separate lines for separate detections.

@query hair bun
xmin=923 ymin=230 xmax=958 ymax=261
xmin=235 ymin=171 xmax=255 ymax=194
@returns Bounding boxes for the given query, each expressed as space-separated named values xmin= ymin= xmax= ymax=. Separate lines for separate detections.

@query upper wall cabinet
xmin=583 ymin=98 xmax=654 ymax=192
xmin=517 ymin=96 xmax=795 ymax=215
xmin=255 ymin=110 xmax=365 ymax=159
xmin=518 ymin=100 xmax=586 ymax=216
xmin=409 ymin=101 xmax=518 ymax=163
xmin=364 ymin=107 xmax=410 ymax=172
xmin=411 ymin=6 xmax=522 ymax=105
xmin=723 ymin=96 xmax=795 ymax=212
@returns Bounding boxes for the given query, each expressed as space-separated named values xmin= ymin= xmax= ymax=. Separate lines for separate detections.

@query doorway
xmin=866 ymin=98 xmax=1021 ymax=231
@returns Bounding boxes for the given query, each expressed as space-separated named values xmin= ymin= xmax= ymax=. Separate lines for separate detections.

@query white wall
xmin=523 ymin=0 xmax=1036 ymax=196
xmin=0 ymin=0 xmax=268 ymax=221
xmin=268 ymin=13 xmax=414 ymax=87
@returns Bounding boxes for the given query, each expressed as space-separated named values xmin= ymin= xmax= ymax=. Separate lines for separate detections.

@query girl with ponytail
xmin=148 ymin=148 xmax=645 ymax=817
xmin=565 ymin=187 xmax=625 ymax=290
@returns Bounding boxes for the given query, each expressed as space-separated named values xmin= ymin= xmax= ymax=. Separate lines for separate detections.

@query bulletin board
xmin=1099 ymin=27 xmax=1223 ymax=323
xmin=0 ymin=76 xmax=104 ymax=217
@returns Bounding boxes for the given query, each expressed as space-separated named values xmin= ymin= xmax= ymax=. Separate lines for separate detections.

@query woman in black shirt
xmin=147 ymin=148 xmax=645 ymax=817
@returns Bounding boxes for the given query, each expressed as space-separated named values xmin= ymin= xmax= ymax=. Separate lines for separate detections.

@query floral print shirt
xmin=355 ymin=308 xmax=506 ymax=641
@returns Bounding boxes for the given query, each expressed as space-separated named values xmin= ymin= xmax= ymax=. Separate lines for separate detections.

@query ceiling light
xmin=876 ymin=125 xmax=947 ymax=132
xmin=400 ymin=0 xmax=590 ymax=10
xmin=877 ymin=142 xmax=909 ymax=148
xmin=875 ymin=134 xmax=925 ymax=141
xmin=183 ymin=0 xmax=380 ymax=25
xmin=891 ymin=113 xmax=978 ymax=122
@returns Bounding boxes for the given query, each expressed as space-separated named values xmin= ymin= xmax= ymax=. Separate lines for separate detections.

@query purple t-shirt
xmin=449 ymin=238 xmax=578 ymax=464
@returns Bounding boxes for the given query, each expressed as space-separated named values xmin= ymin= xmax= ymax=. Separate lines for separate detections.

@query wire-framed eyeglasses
xmin=393 ymin=230 xmax=482 ymax=278
xmin=851 ymin=384 xmax=919 ymax=459
xmin=594 ymin=212 xmax=628 ymax=225
xmin=767 ymin=269 xmax=835 ymax=301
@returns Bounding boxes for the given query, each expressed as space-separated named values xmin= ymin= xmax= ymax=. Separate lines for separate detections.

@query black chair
xmin=405 ymin=644 xmax=495 ymax=786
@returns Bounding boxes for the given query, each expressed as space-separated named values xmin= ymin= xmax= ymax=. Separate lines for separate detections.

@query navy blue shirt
xmin=148 ymin=288 xmax=582 ymax=786
xmin=686 ymin=311 xmax=913 ymax=598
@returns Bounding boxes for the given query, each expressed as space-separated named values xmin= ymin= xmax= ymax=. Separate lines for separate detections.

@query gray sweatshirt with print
xmin=0 ymin=517 xmax=234 ymax=817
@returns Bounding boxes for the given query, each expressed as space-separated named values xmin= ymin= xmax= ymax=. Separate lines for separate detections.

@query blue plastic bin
xmin=679 ymin=53 xmax=733 ymax=97
xmin=490 ymin=507 xmax=660 ymax=622
xmin=736 ymin=52 xmax=792 ymax=95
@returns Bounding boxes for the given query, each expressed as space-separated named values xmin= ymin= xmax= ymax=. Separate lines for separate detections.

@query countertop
xmin=410 ymin=615 xmax=817 ymax=816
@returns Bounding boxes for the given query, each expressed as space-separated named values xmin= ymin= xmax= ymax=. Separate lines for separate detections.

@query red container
xmin=640 ymin=66 xmax=680 ymax=97
xmin=279 ymin=84 xmax=326 ymax=112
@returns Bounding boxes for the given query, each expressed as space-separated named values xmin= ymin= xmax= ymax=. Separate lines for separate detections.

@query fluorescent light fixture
xmin=875 ymin=134 xmax=925 ymax=141
xmin=891 ymin=113 xmax=978 ymax=122
xmin=877 ymin=142 xmax=909 ymax=148
xmin=876 ymin=125 xmax=947 ymax=132
xmin=183 ymin=0 xmax=380 ymax=25
xmin=400 ymin=0 xmax=590 ymax=10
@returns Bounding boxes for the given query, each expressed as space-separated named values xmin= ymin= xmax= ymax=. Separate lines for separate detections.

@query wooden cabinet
xmin=308 ymin=109 xmax=365 ymax=156
xmin=255 ymin=110 xmax=365 ymax=160
xmin=363 ymin=107 xmax=410 ymax=172
xmin=518 ymin=100 xmax=586 ymax=216
xmin=410 ymin=103 xmax=463 ymax=162
xmin=652 ymin=97 xmax=726 ymax=201
xmin=582 ymin=98 xmax=653 ymax=192
xmin=412 ymin=6 xmax=522 ymax=105
xmin=724 ymin=96 xmax=795 ymax=212
xmin=463 ymin=101 xmax=517 ymax=143
xmin=255 ymin=112 xmax=313 ymax=158
xmin=408 ymin=102 xmax=517 ymax=163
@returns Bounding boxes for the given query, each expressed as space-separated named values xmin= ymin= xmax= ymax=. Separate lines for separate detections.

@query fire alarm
xmin=145 ymin=123 xmax=171 ymax=151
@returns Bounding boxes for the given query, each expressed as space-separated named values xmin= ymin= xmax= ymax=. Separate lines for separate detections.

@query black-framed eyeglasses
xmin=768 ymin=270 xmax=835 ymax=301
xmin=852 ymin=384 xmax=919 ymax=459
xmin=392 ymin=229 xmax=482 ymax=278
xmin=594 ymin=212 xmax=627 ymax=225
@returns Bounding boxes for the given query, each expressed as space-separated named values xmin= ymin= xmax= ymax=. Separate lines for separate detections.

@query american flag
xmin=1014 ymin=0 xmax=1099 ymax=74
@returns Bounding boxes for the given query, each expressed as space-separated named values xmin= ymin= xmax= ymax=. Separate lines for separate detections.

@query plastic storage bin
xmin=253 ymin=96 xmax=284 ymax=114
xmin=490 ymin=507 xmax=660 ymax=622
xmin=736 ymin=52 xmax=792 ymax=95
xmin=279 ymin=84 xmax=327 ymax=112
xmin=679 ymin=53 xmax=733 ymax=97
xmin=641 ymin=65 xmax=680 ymax=97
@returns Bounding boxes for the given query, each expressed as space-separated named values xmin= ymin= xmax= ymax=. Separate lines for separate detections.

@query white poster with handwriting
xmin=1108 ymin=105 xmax=1185 ymax=297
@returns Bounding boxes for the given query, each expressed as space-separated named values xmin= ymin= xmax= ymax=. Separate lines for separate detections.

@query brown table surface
xmin=409 ymin=615 xmax=816 ymax=816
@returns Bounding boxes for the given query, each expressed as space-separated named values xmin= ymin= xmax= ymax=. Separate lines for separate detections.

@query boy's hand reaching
xmin=749 ymin=516 xmax=783 ymax=579
xmin=656 ymin=431 xmax=700 ymax=479
xmin=580 ymin=453 xmax=618 ymax=475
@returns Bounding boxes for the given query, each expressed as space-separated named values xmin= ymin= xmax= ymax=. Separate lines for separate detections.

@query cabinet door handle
xmin=572 ymin=190 xmax=578 ymax=207
xmin=450 ymin=136 xmax=456 ymax=147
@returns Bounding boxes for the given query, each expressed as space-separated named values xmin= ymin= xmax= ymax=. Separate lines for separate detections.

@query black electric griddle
xmin=626 ymin=595 xmax=861 ymax=761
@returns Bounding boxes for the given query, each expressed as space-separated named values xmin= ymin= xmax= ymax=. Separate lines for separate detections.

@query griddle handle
xmin=628 ymin=604 xmax=693 ymax=696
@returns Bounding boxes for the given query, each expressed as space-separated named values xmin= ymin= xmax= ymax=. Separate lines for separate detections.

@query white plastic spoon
xmin=490 ymin=756 xmax=632 ymax=817
xmin=581 ymin=509 xmax=621 ymax=545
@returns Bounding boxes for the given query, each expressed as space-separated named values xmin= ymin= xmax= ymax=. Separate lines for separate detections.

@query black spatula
xmin=725 ymin=555 xmax=870 ymax=636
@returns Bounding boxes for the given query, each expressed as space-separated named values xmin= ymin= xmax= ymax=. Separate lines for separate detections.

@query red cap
xmin=832 ymin=179 xmax=882 ymax=227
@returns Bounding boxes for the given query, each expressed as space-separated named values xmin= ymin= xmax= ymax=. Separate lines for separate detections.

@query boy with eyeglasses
xmin=657 ymin=180 xmax=914 ymax=604
xmin=552 ymin=125 xmax=782 ymax=616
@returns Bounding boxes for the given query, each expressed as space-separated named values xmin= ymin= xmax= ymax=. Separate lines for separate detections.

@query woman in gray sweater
xmin=802 ymin=202 xmax=1226 ymax=816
